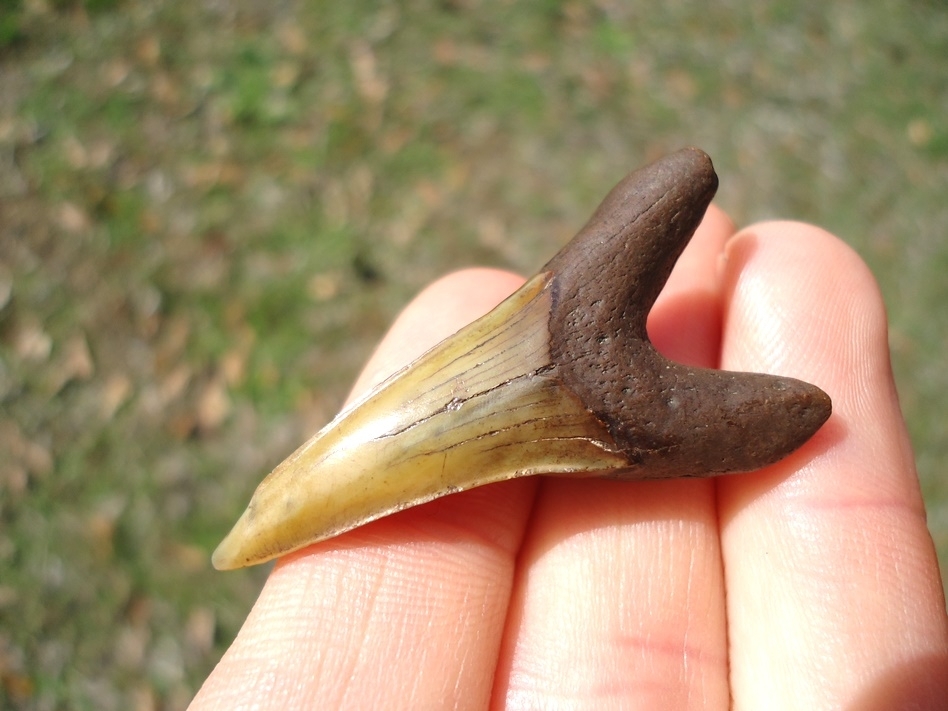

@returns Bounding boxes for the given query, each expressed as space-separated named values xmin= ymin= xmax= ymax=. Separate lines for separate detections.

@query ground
xmin=1 ymin=1 xmax=946 ymax=708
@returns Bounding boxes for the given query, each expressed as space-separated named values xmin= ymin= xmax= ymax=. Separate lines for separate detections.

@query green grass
xmin=1 ymin=0 xmax=947 ymax=707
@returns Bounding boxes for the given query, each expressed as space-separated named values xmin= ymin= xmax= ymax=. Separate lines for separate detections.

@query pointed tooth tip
xmin=772 ymin=375 xmax=833 ymax=453
xmin=211 ymin=527 xmax=243 ymax=571
xmin=804 ymin=381 xmax=833 ymax=430
xmin=781 ymin=373 xmax=832 ymax=415
xmin=211 ymin=509 xmax=269 ymax=570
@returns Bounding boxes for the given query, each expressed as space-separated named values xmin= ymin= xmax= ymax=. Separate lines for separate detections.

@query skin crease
xmin=189 ymin=205 xmax=948 ymax=710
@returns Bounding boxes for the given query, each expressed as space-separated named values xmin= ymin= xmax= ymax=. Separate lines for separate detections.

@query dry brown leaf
xmin=100 ymin=373 xmax=133 ymax=420
xmin=155 ymin=315 xmax=191 ymax=373
xmin=349 ymin=41 xmax=388 ymax=105
xmin=159 ymin=364 xmax=192 ymax=406
xmin=0 ymin=421 xmax=53 ymax=483
xmin=166 ymin=542 xmax=206 ymax=573
xmin=184 ymin=607 xmax=215 ymax=655
xmin=21 ymin=438 xmax=52 ymax=478
xmin=307 ymin=272 xmax=342 ymax=302
xmin=136 ymin=35 xmax=161 ymax=67
xmin=56 ymin=202 xmax=92 ymax=233
xmin=271 ymin=61 xmax=301 ymax=89
xmin=1 ymin=670 xmax=33 ymax=702
xmin=277 ymin=23 xmax=308 ymax=55
xmin=0 ymin=586 xmax=17 ymax=608
xmin=197 ymin=377 xmax=231 ymax=433
xmin=47 ymin=333 xmax=94 ymax=394
xmin=0 ymin=464 xmax=28 ymax=496
xmin=13 ymin=320 xmax=52 ymax=362
xmin=219 ymin=348 xmax=248 ymax=387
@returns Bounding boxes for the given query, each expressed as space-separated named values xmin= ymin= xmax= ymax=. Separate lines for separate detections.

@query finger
xmin=649 ymin=204 xmax=735 ymax=367
xmin=349 ymin=268 xmax=527 ymax=399
xmin=494 ymin=207 xmax=737 ymax=709
xmin=190 ymin=269 xmax=533 ymax=711
xmin=717 ymin=223 xmax=948 ymax=709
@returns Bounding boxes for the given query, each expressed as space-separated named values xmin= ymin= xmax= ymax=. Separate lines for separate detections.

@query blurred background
xmin=1 ymin=1 xmax=946 ymax=708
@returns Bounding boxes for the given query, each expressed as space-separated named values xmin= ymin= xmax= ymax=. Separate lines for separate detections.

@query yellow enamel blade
xmin=212 ymin=273 xmax=627 ymax=570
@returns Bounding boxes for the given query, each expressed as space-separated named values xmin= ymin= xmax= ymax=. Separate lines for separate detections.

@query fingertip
xmin=721 ymin=220 xmax=888 ymax=387
xmin=419 ymin=268 xmax=527 ymax=315
xmin=667 ymin=203 xmax=736 ymax=294
xmin=648 ymin=203 xmax=736 ymax=368
xmin=719 ymin=219 xmax=910 ymax=481
xmin=349 ymin=268 xmax=525 ymax=400
xmin=699 ymin=203 xmax=737 ymax=244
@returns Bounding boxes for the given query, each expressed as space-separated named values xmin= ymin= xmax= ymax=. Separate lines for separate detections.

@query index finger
xmin=189 ymin=268 xmax=535 ymax=710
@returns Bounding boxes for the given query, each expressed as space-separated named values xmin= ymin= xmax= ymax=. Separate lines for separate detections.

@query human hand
xmin=190 ymin=207 xmax=948 ymax=710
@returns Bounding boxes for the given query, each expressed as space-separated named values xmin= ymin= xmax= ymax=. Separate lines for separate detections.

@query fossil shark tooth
xmin=212 ymin=147 xmax=832 ymax=570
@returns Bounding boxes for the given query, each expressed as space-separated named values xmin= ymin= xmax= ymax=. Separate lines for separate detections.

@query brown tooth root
xmin=544 ymin=146 xmax=831 ymax=478
xmin=212 ymin=147 xmax=832 ymax=570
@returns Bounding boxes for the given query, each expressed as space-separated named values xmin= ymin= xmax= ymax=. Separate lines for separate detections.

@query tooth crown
xmin=212 ymin=273 xmax=629 ymax=569
xmin=212 ymin=147 xmax=832 ymax=570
